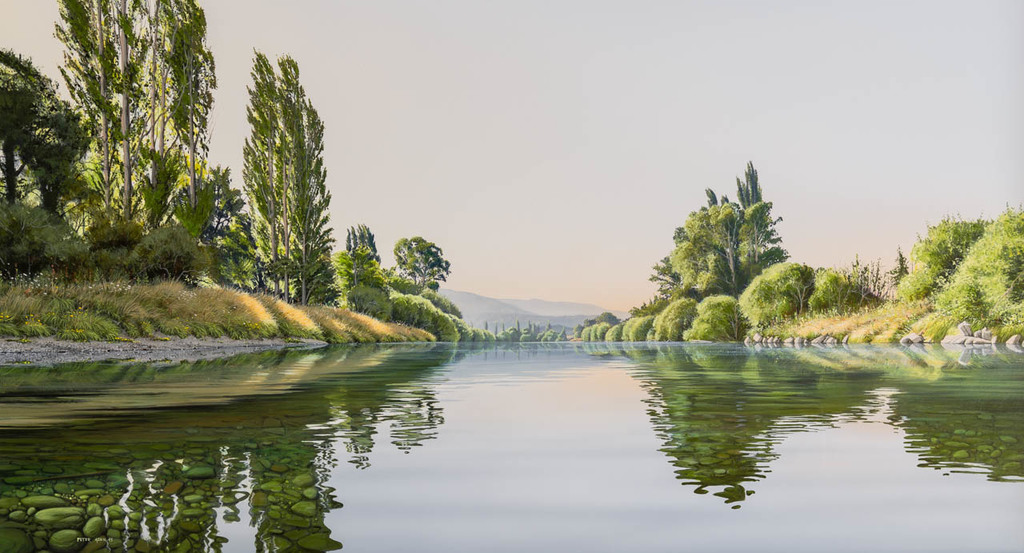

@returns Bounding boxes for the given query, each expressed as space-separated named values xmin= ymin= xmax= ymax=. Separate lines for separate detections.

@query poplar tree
xmin=243 ymin=51 xmax=281 ymax=295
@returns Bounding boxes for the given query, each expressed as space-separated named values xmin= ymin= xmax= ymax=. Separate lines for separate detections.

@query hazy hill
xmin=440 ymin=289 xmax=627 ymax=330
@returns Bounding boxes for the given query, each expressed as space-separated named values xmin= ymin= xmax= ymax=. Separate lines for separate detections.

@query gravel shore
xmin=0 ymin=336 xmax=328 ymax=366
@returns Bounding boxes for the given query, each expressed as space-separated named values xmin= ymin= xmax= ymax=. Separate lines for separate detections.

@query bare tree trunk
xmin=148 ymin=0 xmax=159 ymax=192
xmin=3 ymin=143 xmax=19 ymax=203
xmin=119 ymin=0 xmax=132 ymax=220
xmin=96 ymin=2 xmax=111 ymax=212
xmin=267 ymin=131 xmax=279 ymax=297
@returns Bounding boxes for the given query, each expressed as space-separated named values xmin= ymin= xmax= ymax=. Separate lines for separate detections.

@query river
xmin=0 ymin=343 xmax=1022 ymax=552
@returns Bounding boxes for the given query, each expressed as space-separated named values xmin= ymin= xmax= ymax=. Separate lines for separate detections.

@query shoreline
xmin=0 ymin=336 xmax=330 ymax=367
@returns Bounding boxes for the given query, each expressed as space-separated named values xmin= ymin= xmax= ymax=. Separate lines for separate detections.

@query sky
xmin=3 ymin=1 xmax=1023 ymax=311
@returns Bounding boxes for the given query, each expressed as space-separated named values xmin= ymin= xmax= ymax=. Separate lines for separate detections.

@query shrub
xmin=897 ymin=216 xmax=988 ymax=301
xmin=132 ymin=225 xmax=207 ymax=284
xmin=420 ymin=290 xmax=462 ymax=318
xmin=623 ymin=315 xmax=655 ymax=341
xmin=684 ymin=295 xmax=748 ymax=341
xmin=808 ymin=268 xmax=860 ymax=314
xmin=605 ymin=322 xmax=625 ymax=341
xmin=390 ymin=292 xmax=459 ymax=341
xmin=653 ymin=297 xmax=697 ymax=341
xmin=86 ymin=216 xmax=145 ymax=280
xmin=0 ymin=204 xmax=88 ymax=280
xmin=591 ymin=322 xmax=611 ymax=341
xmin=739 ymin=262 xmax=815 ymax=328
xmin=346 ymin=285 xmax=393 ymax=321
xmin=581 ymin=325 xmax=594 ymax=341
xmin=935 ymin=208 xmax=1024 ymax=326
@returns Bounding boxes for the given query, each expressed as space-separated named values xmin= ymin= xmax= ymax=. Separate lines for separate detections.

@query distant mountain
xmin=440 ymin=289 xmax=627 ymax=330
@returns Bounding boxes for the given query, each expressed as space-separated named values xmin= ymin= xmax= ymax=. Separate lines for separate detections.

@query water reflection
xmin=0 ymin=343 xmax=1021 ymax=551
xmin=580 ymin=343 xmax=1024 ymax=504
xmin=0 ymin=345 xmax=456 ymax=552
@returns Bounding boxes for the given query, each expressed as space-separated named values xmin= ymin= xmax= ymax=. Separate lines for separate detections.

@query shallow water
xmin=0 ymin=343 xmax=1022 ymax=552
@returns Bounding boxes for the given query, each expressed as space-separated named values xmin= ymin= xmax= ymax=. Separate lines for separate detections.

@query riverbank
xmin=0 ymin=282 xmax=435 ymax=349
xmin=0 ymin=336 xmax=330 ymax=366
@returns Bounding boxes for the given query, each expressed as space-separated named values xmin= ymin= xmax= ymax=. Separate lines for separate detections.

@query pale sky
xmin=4 ymin=1 xmax=1023 ymax=311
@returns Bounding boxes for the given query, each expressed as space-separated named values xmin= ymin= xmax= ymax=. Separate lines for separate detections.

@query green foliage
xmin=890 ymin=247 xmax=909 ymax=288
xmin=808 ymin=268 xmax=860 ymax=314
xmin=334 ymin=246 xmax=386 ymax=292
xmin=420 ymin=289 xmax=462 ymax=318
xmin=0 ymin=204 xmax=88 ymax=280
xmin=897 ymin=216 xmax=988 ymax=301
xmin=935 ymin=208 xmax=1024 ymax=326
xmin=0 ymin=48 xmax=90 ymax=213
xmin=630 ymin=296 xmax=669 ymax=318
xmin=393 ymin=236 xmax=451 ymax=289
xmin=668 ymin=163 xmax=787 ymax=300
xmin=590 ymin=322 xmax=611 ymax=341
xmin=653 ymin=297 xmax=698 ymax=341
xmin=390 ymin=292 xmax=459 ymax=341
xmin=132 ymin=225 xmax=206 ymax=284
xmin=684 ymin=295 xmax=748 ymax=341
xmin=739 ymin=262 xmax=814 ymax=328
xmin=86 ymin=216 xmax=145 ymax=281
xmin=346 ymin=285 xmax=393 ymax=321
xmin=582 ymin=311 xmax=621 ymax=327
xmin=622 ymin=315 xmax=654 ymax=341
xmin=605 ymin=322 xmax=625 ymax=341
xmin=345 ymin=224 xmax=379 ymax=262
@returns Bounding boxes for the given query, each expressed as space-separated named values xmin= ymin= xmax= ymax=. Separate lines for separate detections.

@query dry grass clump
xmin=768 ymin=301 xmax=932 ymax=343
xmin=0 ymin=282 xmax=433 ymax=344
xmin=258 ymin=297 xmax=321 ymax=338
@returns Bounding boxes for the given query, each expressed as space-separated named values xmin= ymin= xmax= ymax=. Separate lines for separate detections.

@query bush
xmin=420 ymin=290 xmax=462 ymax=318
xmin=897 ymin=216 xmax=988 ymax=301
xmin=623 ymin=315 xmax=654 ymax=341
xmin=390 ymin=292 xmax=459 ymax=341
xmin=591 ymin=322 xmax=611 ymax=341
xmin=808 ymin=268 xmax=859 ymax=314
xmin=132 ymin=225 xmax=206 ymax=284
xmin=0 ymin=204 xmax=88 ymax=280
xmin=580 ymin=325 xmax=594 ymax=341
xmin=346 ymin=285 xmax=393 ymax=321
xmin=605 ymin=322 xmax=625 ymax=341
xmin=684 ymin=295 xmax=748 ymax=341
xmin=739 ymin=262 xmax=814 ymax=328
xmin=935 ymin=208 xmax=1024 ymax=326
xmin=653 ymin=297 xmax=698 ymax=341
xmin=86 ymin=216 xmax=145 ymax=280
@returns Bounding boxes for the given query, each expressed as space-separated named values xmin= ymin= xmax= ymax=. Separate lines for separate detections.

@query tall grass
xmin=0 ymin=282 xmax=434 ymax=343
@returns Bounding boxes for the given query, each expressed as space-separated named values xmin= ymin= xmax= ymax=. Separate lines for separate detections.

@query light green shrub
xmin=684 ymin=295 xmax=748 ymax=341
xmin=808 ymin=268 xmax=859 ymax=314
xmin=591 ymin=322 xmax=611 ymax=341
xmin=935 ymin=209 xmax=1024 ymax=326
xmin=739 ymin=262 xmax=814 ymax=328
xmin=390 ymin=292 xmax=459 ymax=341
xmin=653 ymin=297 xmax=698 ymax=341
xmin=897 ymin=216 xmax=988 ymax=301
xmin=605 ymin=322 xmax=625 ymax=341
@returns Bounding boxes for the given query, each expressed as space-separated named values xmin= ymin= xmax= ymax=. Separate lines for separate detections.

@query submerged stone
xmin=21 ymin=496 xmax=67 ymax=509
xmin=0 ymin=528 xmax=33 ymax=553
xmin=34 ymin=507 xmax=86 ymax=528
xmin=184 ymin=466 xmax=215 ymax=480
xmin=296 ymin=533 xmax=343 ymax=551
xmin=48 ymin=529 xmax=84 ymax=553
xmin=83 ymin=516 xmax=106 ymax=539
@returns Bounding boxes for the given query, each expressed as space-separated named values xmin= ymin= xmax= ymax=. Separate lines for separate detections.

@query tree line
xmin=0 ymin=0 xmax=496 ymax=342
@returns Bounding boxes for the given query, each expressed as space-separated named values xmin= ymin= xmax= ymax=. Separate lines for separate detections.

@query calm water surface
xmin=0 ymin=343 xmax=1022 ymax=552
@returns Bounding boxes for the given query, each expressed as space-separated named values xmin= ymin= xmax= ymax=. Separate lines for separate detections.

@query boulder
xmin=743 ymin=337 xmax=752 ymax=346
xmin=1007 ymin=334 xmax=1022 ymax=346
xmin=34 ymin=507 xmax=86 ymax=529
xmin=900 ymin=332 xmax=924 ymax=345
xmin=942 ymin=334 xmax=967 ymax=345
xmin=0 ymin=528 xmax=33 ymax=553
xmin=811 ymin=335 xmax=825 ymax=345
xmin=48 ymin=529 xmax=83 ymax=553
xmin=752 ymin=333 xmax=763 ymax=344
xmin=842 ymin=335 xmax=849 ymax=344
xmin=976 ymin=327 xmax=993 ymax=340
xmin=957 ymin=321 xmax=973 ymax=336
xmin=21 ymin=496 xmax=68 ymax=509
xmin=783 ymin=337 xmax=794 ymax=345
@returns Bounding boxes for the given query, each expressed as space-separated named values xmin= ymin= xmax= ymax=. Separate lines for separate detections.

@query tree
xmin=649 ymin=256 xmax=681 ymax=299
xmin=243 ymin=50 xmax=281 ymax=295
xmin=56 ymin=0 xmax=118 ymax=212
xmin=890 ymin=247 xmax=909 ymax=289
xmin=167 ymin=0 xmax=215 ymax=224
xmin=0 ymin=49 xmax=89 ymax=213
xmin=345 ymin=224 xmax=379 ymax=262
xmin=393 ymin=236 xmax=451 ymax=289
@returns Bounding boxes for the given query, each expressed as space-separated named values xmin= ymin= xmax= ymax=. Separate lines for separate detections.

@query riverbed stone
xmin=163 ymin=481 xmax=184 ymax=495
xmin=83 ymin=516 xmax=105 ymax=539
xmin=0 ymin=528 xmax=33 ymax=553
xmin=292 ymin=474 xmax=314 ymax=488
xmin=34 ymin=507 xmax=86 ymax=528
xmin=21 ymin=496 xmax=68 ymax=509
xmin=183 ymin=466 xmax=214 ymax=480
xmin=297 ymin=533 xmax=342 ymax=551
xmin=1007 ymin=335 xmax=1022 ymax=346
xmin=48 ymin=529 xmax=84 ymax=553
xmin=290 ymin=501 xmax=317 ymax=517
xmin=96 ymin=495 xmax=115 ymax=507
xmin=957 ymin=321 xmax=973 ymax=336
xmin=7 ymin=510 xmax=26 ymax=523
